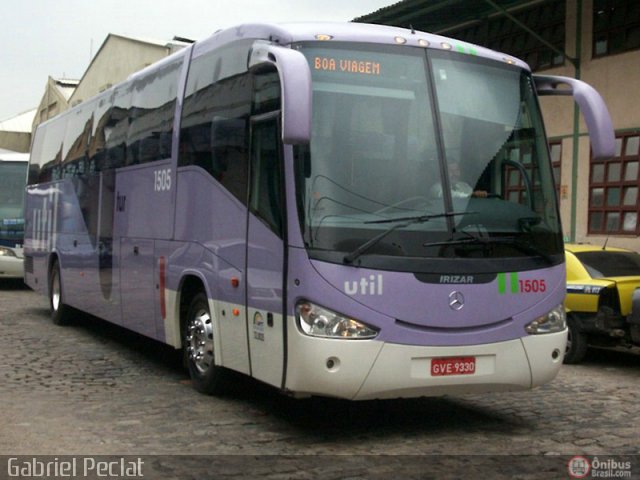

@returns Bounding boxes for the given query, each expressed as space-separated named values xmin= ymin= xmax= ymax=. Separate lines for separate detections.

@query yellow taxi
xmin=564 ymin=243 xmax=640 ymax=363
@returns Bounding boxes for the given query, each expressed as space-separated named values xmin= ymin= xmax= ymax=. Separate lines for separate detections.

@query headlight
xmin=525 ymin=304 xmax=566 ymax=334
xmin=296 ymin=301 xmax=378 ymax=339
xmin=0 ymin=247 xmax=16 ymax=257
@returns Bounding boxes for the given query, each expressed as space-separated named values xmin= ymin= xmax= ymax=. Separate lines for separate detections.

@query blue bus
xmin=24 ymin=23 xmax=614 ymax=399
xmin=0 ymin=149 xmax=28 ymax=279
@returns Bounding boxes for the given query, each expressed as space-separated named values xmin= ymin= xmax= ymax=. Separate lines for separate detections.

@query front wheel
xmin=564 ymin=314 xmax=588 ymax=364
xmin=49 ymin=260 xmax=72 ymax=325
xmin=184 ymin=293 xmax=229 ymax=395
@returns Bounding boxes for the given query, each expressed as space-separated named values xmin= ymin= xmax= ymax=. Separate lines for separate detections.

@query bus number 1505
xmin=154 ymin=169 xmax=172 ymax=192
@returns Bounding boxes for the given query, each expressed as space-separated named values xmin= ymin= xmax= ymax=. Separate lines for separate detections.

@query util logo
xmin=31 ymin=188 xmax=59 ymax=252
xmin=344 ymin=274 xmax=383 ymax=296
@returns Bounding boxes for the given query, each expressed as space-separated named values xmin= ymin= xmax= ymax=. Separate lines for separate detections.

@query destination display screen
xmin=300 ymin=44 xmax=426 ymax=87
xmin=313 ymin=56 xmax=382 ymax=76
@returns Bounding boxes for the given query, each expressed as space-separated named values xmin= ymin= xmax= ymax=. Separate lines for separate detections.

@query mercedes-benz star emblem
xmin=448 ymin=291 xmax=465 ymax=311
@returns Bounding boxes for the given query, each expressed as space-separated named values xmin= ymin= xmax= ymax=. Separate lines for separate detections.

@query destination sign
xmin=313 ymin=56 xmax=381 ymax=76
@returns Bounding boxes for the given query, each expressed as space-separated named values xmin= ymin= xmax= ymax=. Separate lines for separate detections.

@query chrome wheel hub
xmin=186 ymin=308 xmax=214 ymax=374
xmin=51 ymin=271 xmax=61 ymax=312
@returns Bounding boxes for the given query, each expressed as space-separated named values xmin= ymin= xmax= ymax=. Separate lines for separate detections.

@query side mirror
xmin=533 ymin=75 xmax=615 ymax=161
xmin=249 ymin=42 xmax=312 ymax=145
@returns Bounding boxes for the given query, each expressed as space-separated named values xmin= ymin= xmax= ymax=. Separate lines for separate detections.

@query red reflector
xmin=231 ymin=277 xmax=239 ymax=288
xmin=159 ymin=256 xmax=166 ymax=319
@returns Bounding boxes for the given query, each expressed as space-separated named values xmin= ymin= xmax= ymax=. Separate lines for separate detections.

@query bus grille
xmin=24 ymin=255 xmax=34 ymax=274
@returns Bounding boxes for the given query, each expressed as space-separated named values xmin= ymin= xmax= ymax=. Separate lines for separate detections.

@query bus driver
xmin=430 ymin=160 xmax=488 ymax=198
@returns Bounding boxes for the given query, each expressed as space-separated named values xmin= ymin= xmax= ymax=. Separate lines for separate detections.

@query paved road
xmin=1 ymin=279 xmax=638 ymax=478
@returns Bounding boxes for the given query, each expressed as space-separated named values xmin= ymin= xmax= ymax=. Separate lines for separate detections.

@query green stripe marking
xmin=510 ymin=272 xmax=519 ymax=294
xmin=498 ymin=273 xmax=506 ymax=294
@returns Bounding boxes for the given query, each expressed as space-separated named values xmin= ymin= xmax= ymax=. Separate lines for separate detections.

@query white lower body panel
xmin=286 ymin=323 xmax=567 ymax=400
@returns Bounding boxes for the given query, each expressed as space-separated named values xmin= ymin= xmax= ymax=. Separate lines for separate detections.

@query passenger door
xmin=246 ymin=114 xmax=286 ymax=387
xmin=115 ymin=161 xmax=174 ymax=340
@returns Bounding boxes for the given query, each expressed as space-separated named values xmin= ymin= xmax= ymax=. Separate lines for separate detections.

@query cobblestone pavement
xmin=1 ymin=280 xmax=639 ymax=478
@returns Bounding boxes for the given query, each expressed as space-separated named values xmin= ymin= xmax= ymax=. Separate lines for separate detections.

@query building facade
xmin=0 ymin=109 xmax=36 ymax=153
xmin=357 ymin=0 xmax=640 ymax=249
xmin=33 ymin=77 xmax=79 ymax=130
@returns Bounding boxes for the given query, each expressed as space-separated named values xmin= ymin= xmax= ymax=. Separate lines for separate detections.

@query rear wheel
xmin=49 ymin=260 xmax=72 ymax=325
xmin=564 ymin=314 xmax=588 ymax=364
xmin=184 ymin=293 xmax=229 ymax=395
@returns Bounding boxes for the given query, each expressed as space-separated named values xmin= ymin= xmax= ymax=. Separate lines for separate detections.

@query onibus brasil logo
xmin=568 ymin=456 xmax=633 ymax=478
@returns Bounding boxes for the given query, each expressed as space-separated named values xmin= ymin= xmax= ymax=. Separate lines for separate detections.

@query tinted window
xmin=253 ymin=70 xmax=281 ymax=115
xmin=28 ymin=127 xmax=45 ymax=184
xmin=31 ymin=117 xmax=67 ymax=183
xmin=250 ymin=119 xmax=283 ymax=235
xmin=103 ymin=83 xmax=134 ymax=170
xmin=88 ymin=94 xmax=113 ymax=174
xmin=576 ymin=250 xmax=640 ymax=277
xmin=179 ymin=42 xmax=253 ymax=203
xmin=62 ymin=99 xmax=96 ymax=178
xmin=127 ymin=58 xmax=182 ymax=165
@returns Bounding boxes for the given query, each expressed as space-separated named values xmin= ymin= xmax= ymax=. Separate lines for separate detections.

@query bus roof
xmin=33 ymin=21 xmax=531 ymax=135
xmin=192 ymin=22 xmax=529 ymax=70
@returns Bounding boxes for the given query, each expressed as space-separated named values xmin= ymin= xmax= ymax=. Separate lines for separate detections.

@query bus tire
xmin=564 ymin=314 xmax=588 ymax=364
xmin=184 ymin=292 xmax=229 ymax=395
xmin=49 ymin=260 xmax=72 ymax=326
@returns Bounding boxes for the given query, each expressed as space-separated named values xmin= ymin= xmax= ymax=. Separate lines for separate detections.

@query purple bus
xmin=24 ymin=23 xmax=614 ymax=400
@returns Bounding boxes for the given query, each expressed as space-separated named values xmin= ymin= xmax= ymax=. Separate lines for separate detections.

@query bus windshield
xmin=295 ymin=43 xmax=563 ymax=272
xmin=0 ymin=161 xmax=27 ymax=245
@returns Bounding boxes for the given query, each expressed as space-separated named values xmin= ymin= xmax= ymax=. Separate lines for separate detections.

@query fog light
xmin=326 ymin=357 xmax=340 ymax=371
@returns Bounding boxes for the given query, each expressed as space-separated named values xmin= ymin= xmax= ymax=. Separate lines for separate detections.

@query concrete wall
xmin=538 ymin=0 xmax=640 ymax=249
xmin=0 ymin=131 xmax=30 ymax=153
xmin=32 ymin=77 xmax=74 ymax=131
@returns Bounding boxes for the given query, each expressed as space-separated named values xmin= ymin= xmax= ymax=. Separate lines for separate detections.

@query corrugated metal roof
xmin=109 ymin=33 xmax=189 ymax=49
xmin=53 ymin=78 xmax=79 ymax=101
xmin=354 ymin=0 xmax=537 ymax=33
xmin=0 ymin=109 xmax=37 ymax=133
xmin=0 ymin=148 xmax=29 ymax=161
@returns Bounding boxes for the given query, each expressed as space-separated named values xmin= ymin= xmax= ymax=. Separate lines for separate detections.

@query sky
xmin=0 ymin=0 xmax=395 ymax=121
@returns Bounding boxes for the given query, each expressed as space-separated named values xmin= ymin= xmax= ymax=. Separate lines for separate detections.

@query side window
xmin=179 ymin=43 xmax=253 ymax=204
xmin=127 ymin=58 xmax=182 ymax=165
xmin=253 ymin=70 xmax=281 ymax=115
xmin=38 ymin=117 xmax=68 ymax=183
xmin=62 ymin=99 xmax=95 ymax=178
xmin=250 ymin=119 xmax=283 ymax=236
xmin=28 ymin=126 xmax=46 ymax=185
xmin=103 ymin=83 xmax=134 ymax=171
xmin=88 ymin=95 xmax=112 ymax=174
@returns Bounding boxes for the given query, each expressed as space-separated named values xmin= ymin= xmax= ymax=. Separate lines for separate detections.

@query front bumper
xmin=285 ymin=325 xmax=567 ymax=400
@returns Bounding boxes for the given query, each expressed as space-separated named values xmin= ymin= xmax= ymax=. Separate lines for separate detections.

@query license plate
xmin=430 ymin=356 xmax=476 ymax=376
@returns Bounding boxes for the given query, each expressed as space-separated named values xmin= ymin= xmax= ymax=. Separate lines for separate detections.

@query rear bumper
xmin=285 ymin=325 xmax=567 ymax=400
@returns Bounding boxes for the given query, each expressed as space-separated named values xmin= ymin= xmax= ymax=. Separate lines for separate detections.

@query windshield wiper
xmin=424 ymin=232 xmax=555 ymax=264
xmin=343 ymin=211 xmax=469 ymax=264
